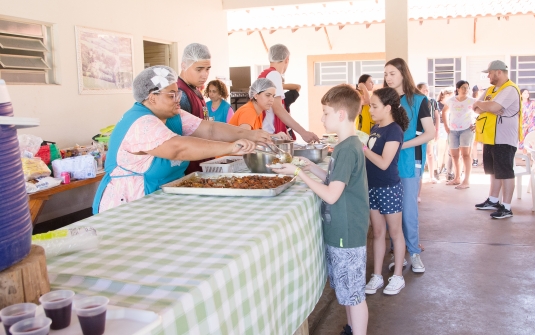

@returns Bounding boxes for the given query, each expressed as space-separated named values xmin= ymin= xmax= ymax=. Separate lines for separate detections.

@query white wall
xmin=3 ymin=0 xmax=229 ymax=148
xmin=229 ymin=15 xmax=535 ymax=132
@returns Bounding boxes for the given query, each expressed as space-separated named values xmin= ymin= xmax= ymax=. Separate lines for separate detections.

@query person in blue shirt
xmin=204 ymin=79 xmax=234 ymax=123
xmin=362 ymin=87 xmax=409 ymax=296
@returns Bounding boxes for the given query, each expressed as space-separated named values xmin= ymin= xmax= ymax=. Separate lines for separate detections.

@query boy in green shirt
xmin=273 ymin=84 xmax=369 ymax=335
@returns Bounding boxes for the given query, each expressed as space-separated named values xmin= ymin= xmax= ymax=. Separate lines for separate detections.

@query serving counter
xmin=45 ymin=175 xmax=327 ymax=335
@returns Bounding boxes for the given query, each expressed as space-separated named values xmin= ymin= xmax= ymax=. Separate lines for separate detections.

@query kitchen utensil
xmin=294 ymin=146 xmax=329 ymax=163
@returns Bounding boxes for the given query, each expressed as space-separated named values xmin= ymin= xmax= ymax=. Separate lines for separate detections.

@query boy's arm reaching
xmin=271 ymin=164 xmax=345 ymax=205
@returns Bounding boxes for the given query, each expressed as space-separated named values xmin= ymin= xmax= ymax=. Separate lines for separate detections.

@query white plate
xmin=0 ymin=116 xmax=40 ymax=129
xmin=0 ymin=305 xmax=161 ymax=335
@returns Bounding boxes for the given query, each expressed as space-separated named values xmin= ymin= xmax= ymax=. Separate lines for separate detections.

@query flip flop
xmin=446 ymin=180 xmax=461 ymax=186
xmin=455 ymin=184 xmax=470 ymax=189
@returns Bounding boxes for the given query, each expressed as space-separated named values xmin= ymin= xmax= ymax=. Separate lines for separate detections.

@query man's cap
xmin=482 ymin=60 xmax=508 ymax=73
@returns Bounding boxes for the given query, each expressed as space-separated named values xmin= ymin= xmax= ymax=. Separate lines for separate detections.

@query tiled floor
xmin=309 ymin=161 xmax=535 ymax=335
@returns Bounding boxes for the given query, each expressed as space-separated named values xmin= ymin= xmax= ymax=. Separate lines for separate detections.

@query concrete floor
xmin=309 ymin=161 xmax=535 ymax=335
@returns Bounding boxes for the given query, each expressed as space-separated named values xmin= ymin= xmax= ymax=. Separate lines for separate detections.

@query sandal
xmin=446 ymin=180 xmax=461 ymax=186
xmin=455 ymin=184 xmax=470 ymax=189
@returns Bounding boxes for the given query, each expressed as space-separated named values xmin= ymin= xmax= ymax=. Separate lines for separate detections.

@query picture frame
xmin=75 ymin=26 xmax=134 ymax=94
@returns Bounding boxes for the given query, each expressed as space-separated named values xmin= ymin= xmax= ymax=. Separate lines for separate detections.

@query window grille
xmin=510 ymin=55 xmax=535 ymax=99
xmin=0 ymin=18 xmax=55 ymax=84
xmin=427 ymin=58 xmax=461 ymax=95
xmin=314 ymin=60 xmax=385 ymax=86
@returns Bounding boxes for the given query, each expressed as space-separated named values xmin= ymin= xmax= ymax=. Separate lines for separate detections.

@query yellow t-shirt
xmin=355 ymin=104 xmax=375 ymax=135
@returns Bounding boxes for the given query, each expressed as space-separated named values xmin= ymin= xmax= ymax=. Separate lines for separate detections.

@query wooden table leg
xmin=293 ymin=319 xmax=309 ymax=335
xmin=28 ymin=197 xmax=47 ymax=227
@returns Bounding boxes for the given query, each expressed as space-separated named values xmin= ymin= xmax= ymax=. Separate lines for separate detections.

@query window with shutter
xmin=0 ymin=18 xmax=55 ymax=84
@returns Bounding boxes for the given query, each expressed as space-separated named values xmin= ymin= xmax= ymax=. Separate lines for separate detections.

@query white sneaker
xmin=383 ymin=275 xmax=405 ymax=295
xmin=388 ymin=254 xmax=408 ymax=271
xmin=365 ymin=274 xmax=384 ymax=294
xmin=411 ymin=253 xmax=425 ymax=273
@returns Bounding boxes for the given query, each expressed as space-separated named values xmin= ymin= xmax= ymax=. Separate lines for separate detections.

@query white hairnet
xmin=133 ymin=66 xmax=177 ymax=102
xmin=268 ymin=44 xmax=290 ymax=62
xmin=182 ymin=43 xmax=211 ymax=69
xmin=249 ymin=78 xmax=276 ymax=99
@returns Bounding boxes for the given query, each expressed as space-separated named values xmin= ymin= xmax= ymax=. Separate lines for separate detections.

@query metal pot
xmin=243 ymin=152 xmax=277 ymax=174
xmin=271 ymin=139 xmax=294 ymax=156
xmin=294 ymin=146 xmax=329 ymax=163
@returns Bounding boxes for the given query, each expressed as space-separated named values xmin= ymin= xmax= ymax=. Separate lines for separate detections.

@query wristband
xmin=294 ymin=167 xmax=301 ymax=176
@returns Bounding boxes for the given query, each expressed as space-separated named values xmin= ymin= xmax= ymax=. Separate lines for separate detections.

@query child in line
xmin=363 ymin=87 xmax=409 ymax=295
xmin=273 ymin=84 xmax=369 ymax=335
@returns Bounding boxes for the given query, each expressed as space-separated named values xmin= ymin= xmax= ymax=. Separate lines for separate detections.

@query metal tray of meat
xmin=161 ymin=172 xmax=297 ymax=197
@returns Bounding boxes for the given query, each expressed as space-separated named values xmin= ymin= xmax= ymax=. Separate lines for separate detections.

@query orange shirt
xmin=228 ymin=101 xmax=264 ymax=130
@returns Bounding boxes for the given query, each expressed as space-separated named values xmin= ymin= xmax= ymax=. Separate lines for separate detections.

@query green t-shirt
xmin=321 ymin=136 xmax=370 ymax=248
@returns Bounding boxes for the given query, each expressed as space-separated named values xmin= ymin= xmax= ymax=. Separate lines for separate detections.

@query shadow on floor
xmin=309 ymin=163 xmax=535 ymax=335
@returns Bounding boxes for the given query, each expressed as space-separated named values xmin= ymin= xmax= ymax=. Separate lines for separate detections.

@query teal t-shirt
xmin=321 ymin=135 xmax=370 ymax=248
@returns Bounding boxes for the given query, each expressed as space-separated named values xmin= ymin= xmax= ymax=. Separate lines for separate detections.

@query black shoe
xmin=472 ymin=159 xmax=478 ymax=167
xmin=340 ymin=324 xmax=353 ymax=335
xmin=475 ymin=198 xmax=501 ymax=210
xmin=490 ymin=205 xmax=513 ymax=219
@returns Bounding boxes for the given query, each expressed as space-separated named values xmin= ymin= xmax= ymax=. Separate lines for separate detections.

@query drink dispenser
xmin=0 ymin=80 xmax=34 ymax=271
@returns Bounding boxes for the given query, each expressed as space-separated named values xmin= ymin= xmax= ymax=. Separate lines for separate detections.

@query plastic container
xmin=0 ymin=80 xmax=33 ymax=272
xmin=0 ymin=303 xmax=37 ymax=335
xmin=73 ymin=296 xmax=109 ymax=335
xmin=39 ymin=290 xmax=74 ymax=330
xmin=8 ymin=317 xmax=51 ymax=335
xmin=32 ymin=227 xmax=100 ymax=258
xmin=200 ymin=156 xmax=247 ymax=173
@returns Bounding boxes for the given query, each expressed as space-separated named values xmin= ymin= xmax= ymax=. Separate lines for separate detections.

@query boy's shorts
xmin=368 ymin=182 xmax=403 ymax=214
xmin=326 ymin=244 xmax=366 ymax=306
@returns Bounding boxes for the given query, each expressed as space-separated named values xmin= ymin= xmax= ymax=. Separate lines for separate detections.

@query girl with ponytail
xmin=363 ymin=87 xmax=409 ymax=295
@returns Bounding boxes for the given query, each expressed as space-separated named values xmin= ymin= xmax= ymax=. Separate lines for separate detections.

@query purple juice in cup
xmin=73 ymin=296 xmax=109 ymax=335
xmin=38 ymin=290 xmax=74 ymax=330
xmin=0 ymin=303 xmax=37 ymax=335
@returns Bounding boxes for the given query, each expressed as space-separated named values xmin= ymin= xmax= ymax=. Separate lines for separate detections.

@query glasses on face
xmin=154 ymin=91 xmax=182 ymax=102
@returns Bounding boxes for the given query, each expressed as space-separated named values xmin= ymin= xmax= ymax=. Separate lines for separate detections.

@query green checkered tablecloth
xmin=46 ymin=178 xmax=327 ymax=335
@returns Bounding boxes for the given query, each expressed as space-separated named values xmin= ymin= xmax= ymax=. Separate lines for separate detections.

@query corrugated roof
xmin=227 ymin=0 xmax=535 ymax=32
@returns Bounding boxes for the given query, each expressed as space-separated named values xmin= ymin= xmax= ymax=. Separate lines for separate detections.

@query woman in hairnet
xmin=92 ymin=66 xmax=269 ymax=214
xmin=229 ymin=78 xmax=290 ymax=140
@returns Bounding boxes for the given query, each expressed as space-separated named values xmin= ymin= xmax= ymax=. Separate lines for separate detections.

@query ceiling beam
xmin=258 ymin=31 xmax=268 ymax=53
xmin=473 ymin=18 xmax=477 ymax=44
xmin=291 ymin=28 xmax=299 ymax=33
xmin=323 ymin=27 xmax=332 ymax=50
xmin=339 ymin=25 xmax=345 ymax=30
xmin=315 ymin=27 xmax=322 ymax=31
xmin=247 ymin=31 xmax=254 ymax=35
xmin=269 ymin=29 xmax=277 ymax=34
xmin=222 ymin=0 xmax=341 ymax=10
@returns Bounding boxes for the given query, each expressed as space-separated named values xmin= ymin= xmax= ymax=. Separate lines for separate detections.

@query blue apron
xmin=92 ymin=103 xmax=189 ymax=214
xmin=398 ymin=94 xmax=427 ymax=178
xmin=206 ymin=100 xmax=230 ymax=123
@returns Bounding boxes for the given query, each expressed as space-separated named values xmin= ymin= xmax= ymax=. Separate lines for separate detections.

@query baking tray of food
xmin=161 ymin=172 xmax=297 ymax=197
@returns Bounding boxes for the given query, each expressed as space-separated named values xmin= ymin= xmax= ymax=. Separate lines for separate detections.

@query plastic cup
xmin=0 ymin=303 xmax=37 ymax=335
xmin=9 ymin=317 xmax=51 ymax=335
xmin=38 ymin=290 xmax=74 ymax=330
xmin=73 ymin=296 xmax=109 ymax=335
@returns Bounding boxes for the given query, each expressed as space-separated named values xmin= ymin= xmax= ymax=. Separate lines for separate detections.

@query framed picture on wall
xmin=75 ymin=26 xmax=134 ymax=94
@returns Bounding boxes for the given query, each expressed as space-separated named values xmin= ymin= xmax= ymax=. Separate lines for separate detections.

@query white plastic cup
xmin=0 ymin=79 xmax=11 ymax=104
xmin=9 ymin=317 xmax=51 ymax=335
xmin=73 ymin=296 xmax=109 ymax=335
xmin=38 ymin=290 xmax=75 ymax=330
xmin=0 ymin=303 xmax=37 ymax=335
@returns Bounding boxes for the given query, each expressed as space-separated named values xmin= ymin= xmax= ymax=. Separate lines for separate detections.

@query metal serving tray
xmin=161 ymin=172 xmax=297 ymax=197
